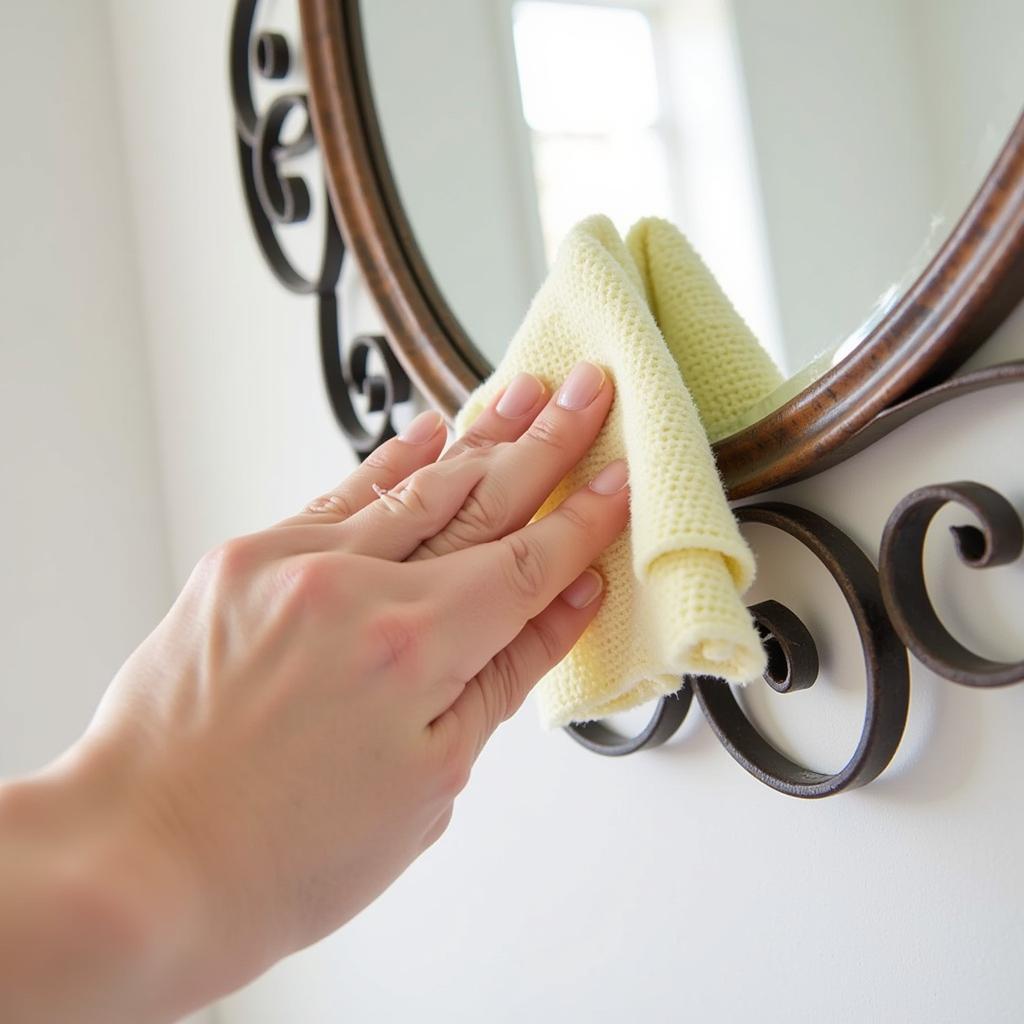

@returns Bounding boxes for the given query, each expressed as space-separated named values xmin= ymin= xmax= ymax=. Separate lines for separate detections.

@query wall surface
xmin=5 ymin=1 xmax=1023 ymax=1022
xmin=0 ymin=1 xmax=172 ymax=777
xmin=106 ymin=0 xmax=360 ymax=585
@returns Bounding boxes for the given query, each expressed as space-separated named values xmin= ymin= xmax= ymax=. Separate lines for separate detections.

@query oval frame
xmin=298 ymin=0 xmax=1024 ymax=498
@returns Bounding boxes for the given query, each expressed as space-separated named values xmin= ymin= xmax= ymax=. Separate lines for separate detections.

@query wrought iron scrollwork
xmin=564 ymin=506 xmax=912 ymax=797
xmin=230 ymin=0 xmax=413 ymax=457
xmin=879 ymin=482 xmax=1024 ymax=688
xmin=563 ymin=597 xmax=820 ymax=759
xmin=749 ymin=598 xmax=818 ymax=694
xmin=318 ymin=306 xmax=412 ymax=456
xmin=693 ymin=504 xmax=910 ymax=798
xmin=563 ymin=369 xmax=1024 ymax=794
xmin=566 ymin=685 xmax=693 ymax=756
xmin=230 ymin=0 xmax=335 ymax=293
xmin=566 ymin=487 xmax=1023 ymax=797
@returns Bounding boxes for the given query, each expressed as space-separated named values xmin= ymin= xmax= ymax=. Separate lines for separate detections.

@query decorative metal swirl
xmin=568 ymin=504 xmax=911 ymax=799
xmin=692 ymin=503 xmax=910 ymax=798
xmin=566 ymin=685 xmax=693 ymax=756
xmin=230 ymin=0 xmax=337 ymax=293
xmin=319 ymin=309 xmax=412 ymax=456
xmin=879 ymin=482 xmax=1024 ymax=687
xmin=229 ymin=0 xmax=413 ymax=457
xmin=563 ymin=597 xmax=817 ymax=757
xmin=561 ymin=369 xmax=1024 ymax=795
xmin=748 ymin=598 xmax=819 ymax=693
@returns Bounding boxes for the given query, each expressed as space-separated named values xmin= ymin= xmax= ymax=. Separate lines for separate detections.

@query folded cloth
xmin=456 ymin=215 xmax=784 ymax=728
xmin=625 ymin=217 xmax=785 ymax=440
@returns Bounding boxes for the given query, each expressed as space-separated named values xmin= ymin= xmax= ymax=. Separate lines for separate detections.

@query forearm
xmin=0 ymin=745 xmax=211 ymax=1024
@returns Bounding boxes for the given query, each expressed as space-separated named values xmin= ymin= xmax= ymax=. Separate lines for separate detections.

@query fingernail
xmin=589 ymin=459 xmax=628 ymax=495
xmin=495 ymin=372 xmax=545 ymax=419
xmin=560 ymin=568 xmax=604 ymax=609
xmin=399 ymin=409 xmax=443 ymax=444
xmin=556 ymin=361 xmax=605 ymax=411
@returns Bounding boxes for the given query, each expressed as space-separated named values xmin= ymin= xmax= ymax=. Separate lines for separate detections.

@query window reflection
xmin=511 ymin=0 xmax=785 ymax=369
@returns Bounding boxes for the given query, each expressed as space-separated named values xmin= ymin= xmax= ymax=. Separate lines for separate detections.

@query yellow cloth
xmin=456 ymin=215 xmax=784 ymax=728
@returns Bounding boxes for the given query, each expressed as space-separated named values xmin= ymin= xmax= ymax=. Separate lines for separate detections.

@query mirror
xmin=360 ymin=0 xmax=1024 ymax=415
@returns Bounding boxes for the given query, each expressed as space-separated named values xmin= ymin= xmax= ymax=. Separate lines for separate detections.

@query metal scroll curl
xmin=566 ymin=685 xmax=694 ymax=756
xmin=230 ymin=0 xmax=338 ymax=294
xmin=879 ymin=482 xmax=1024 ymax=687
xmin=230 ymin=0 xmax=412 ymax=456
xmin=567 ymin=504 xmax=911 ymax=799
xmin=319 ymin=302 xmax=412 ymax=456
xmin=563 ymin=597 xmax=817 ymax=757
xmin=692 ymin=503 xmax=910 ymax=798
xmin=562 ymin=368 xmax=1024 ymax=795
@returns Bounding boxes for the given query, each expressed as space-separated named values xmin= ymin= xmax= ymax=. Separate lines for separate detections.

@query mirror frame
xmin=298 ymin=0 xmax=1024 ymax=498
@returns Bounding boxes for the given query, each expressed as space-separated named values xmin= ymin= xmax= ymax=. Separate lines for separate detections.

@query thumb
xmin=433 ymin=568 xmax=605 ymax=762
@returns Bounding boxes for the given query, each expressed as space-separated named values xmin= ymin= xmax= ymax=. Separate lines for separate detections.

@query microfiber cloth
xmin=456 ymin=215 xmax=784 ymax=728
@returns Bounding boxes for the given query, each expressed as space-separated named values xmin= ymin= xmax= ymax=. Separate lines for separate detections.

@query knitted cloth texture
xmin=456 ymin=215 xmax=784 ymax=728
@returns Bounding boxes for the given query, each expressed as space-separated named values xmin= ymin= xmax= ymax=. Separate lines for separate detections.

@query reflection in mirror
xmin=362 ymin=0 xmax=1024 ymax=413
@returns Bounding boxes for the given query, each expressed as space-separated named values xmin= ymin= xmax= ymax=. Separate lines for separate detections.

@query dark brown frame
xmin=299 ymin=0 xmax=1024 ymax=498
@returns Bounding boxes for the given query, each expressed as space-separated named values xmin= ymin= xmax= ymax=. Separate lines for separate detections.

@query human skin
xmin=0 ymin=361 xmax=627 ymax=1023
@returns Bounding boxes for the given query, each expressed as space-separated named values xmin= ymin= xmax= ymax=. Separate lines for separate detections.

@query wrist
xmin=0 ymin=743 xmax=217 ymax=1022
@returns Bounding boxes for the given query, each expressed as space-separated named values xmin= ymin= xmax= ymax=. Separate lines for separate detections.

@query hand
xmin=0 ymin=361 xmax=627 ymax=1023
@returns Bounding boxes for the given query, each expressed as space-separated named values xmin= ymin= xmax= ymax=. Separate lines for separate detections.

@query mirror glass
xmin=362 ymin=0 xmax=1024 ymax=419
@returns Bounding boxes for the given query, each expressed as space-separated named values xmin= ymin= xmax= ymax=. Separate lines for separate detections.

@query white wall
xmin=6 ymin=1 xmax=1024 ymax=1022
xmin=106 ymin=0 xmax=360 ymax=585
xmin=0 ymin=1 xmax=172 ymax=776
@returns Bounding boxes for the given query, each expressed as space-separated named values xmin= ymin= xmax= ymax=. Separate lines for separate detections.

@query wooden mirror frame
xmin=298 ymin=0 xmax=1024 ymax=498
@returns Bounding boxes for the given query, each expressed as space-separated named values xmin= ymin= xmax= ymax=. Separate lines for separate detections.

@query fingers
xmin=277 ymin=409 xmax=447 ymax=527
xmin=325 ymin=372 xmax=546 ymax=559
xmin=341 ymin=362 xmax=611 ymax=566
xmin=419 ymin=458 xmax=629 ymax=684
xmin=431 ymin=568 xmax=605 ymax=762
xmin=411 ymin=361 xmax=614 ymax=559
xmin=275 ymin=370 xmax=545 ymax=536
xmin=442 ymin=372 xmax=548 ymax=460
xmin=332 ymin=453 xmax=493 ymax=561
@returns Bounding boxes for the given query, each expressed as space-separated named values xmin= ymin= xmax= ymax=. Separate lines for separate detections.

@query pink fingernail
xmin=556 ymin=361 xmax=606 ymax=411
xmin=399 ymin=409 xmax=443 ymax=444
xmin=560 ymin=568 xmax=604 ymax=609
xmin=495 ymin=373 xmax=544 ymax=419
xmin=588 ymin=459 xmax=628 ymax=495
